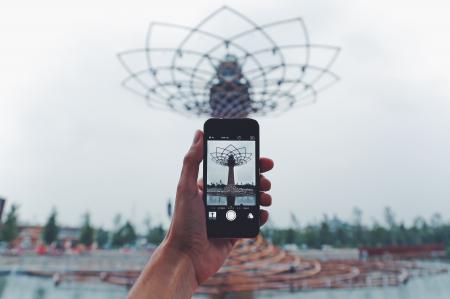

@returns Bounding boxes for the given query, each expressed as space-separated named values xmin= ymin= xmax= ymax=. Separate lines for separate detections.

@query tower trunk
xmin=227 ymin=165 xmax=235 ymax=186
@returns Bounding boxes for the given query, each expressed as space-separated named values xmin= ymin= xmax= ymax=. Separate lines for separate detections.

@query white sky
xmin=1 ymin=0 xmax=450 ymax=231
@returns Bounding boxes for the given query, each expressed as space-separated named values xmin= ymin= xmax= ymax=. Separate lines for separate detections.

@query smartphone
xmin=203 ymin=118 xmax=260 ymax=238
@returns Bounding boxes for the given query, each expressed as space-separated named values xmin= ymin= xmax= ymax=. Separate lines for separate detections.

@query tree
xmin=430 ymin=213 xmax=443 ymax=228
xmin=0 ymin=197 xmax=6 ymax=220
xmin=42 ymin=209 xmax=59 ymax=245
xmin=96 ymin=228 xmax=109 ymax=249
xmin=384 ymin=206 xmax=397 ymax=244
xmin=0 ymin=204 xmax=19 ymax=246
xmin=319 ymin=216 xmax=332 ymax=246
xmin=146 ymin=224 xmax=166 ymax=245
xmin=384 ymin=206 xmax=397 ymax=228
xmin=285 ymin=228 xmax=297 ymax=244
xmin=303 ymin=225 xmax=319 ymax=248
xmin=352 ymin=207 xmax=365 ymax=246
xmin=143 ymin=214 xmax=152 ymax=232
xmin=113 ymin=214 xmax=122 ymax=230
xmin=352 ymin=207 xmax=363 ymax=227
xmin=79 ymin=213 xmax=94 ymax=247
xmin=112 ymin=221 xmax=137 ymax=247
xmin=368 ymin=221 xmax=387 ymax=246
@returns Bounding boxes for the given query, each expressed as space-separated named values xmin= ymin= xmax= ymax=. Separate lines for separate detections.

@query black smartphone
xmin=203 ymin=118 xmax=260 ymax=238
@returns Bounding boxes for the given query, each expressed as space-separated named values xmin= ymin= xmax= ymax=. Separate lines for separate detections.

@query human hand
xmin=166 ymin=130 xmax=274 ymax=284
xmin=128 ymin=130 xmax=273 ymax=299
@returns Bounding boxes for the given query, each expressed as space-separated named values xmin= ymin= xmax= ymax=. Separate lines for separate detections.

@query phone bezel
xmin=203 ymin=118 xmax=260 ymax=238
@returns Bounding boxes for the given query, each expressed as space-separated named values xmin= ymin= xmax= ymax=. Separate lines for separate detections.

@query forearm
xmin=127 ymin=240 xmax=198 ymax=299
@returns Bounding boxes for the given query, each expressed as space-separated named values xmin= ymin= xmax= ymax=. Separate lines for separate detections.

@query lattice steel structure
xmin=210 ymin=144 xmax=252 ymax=187
xmin=118 ymin=6 xmax=340 ymax=117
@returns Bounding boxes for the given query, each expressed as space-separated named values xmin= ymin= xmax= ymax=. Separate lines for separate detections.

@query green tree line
xmin=0 ymin=205 xmax=166 ymax=248
xmin=2 ymin=205 xmax=450 ymax=249
xmin=262 ymin=207 xmax=450 ymax=248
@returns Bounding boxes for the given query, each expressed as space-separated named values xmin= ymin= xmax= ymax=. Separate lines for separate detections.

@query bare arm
xmin=127 ymin=241 xmax=197 ymax=299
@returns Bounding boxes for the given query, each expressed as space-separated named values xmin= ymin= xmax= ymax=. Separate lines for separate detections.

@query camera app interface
xmin=206 ymin=137 xmax=257 ymax=224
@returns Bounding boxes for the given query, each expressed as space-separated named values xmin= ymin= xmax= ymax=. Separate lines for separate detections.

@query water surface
xmin=207 ymin=195 xmax=256 ymax=206
xmin=0 ymin=262 xmax=449 ymax=299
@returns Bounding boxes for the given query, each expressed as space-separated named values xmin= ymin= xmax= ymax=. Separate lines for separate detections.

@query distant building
xmin=14 ymin=225 xmax=81 ymax=249
xmin=14 ymin=225 xmax=43 ymax=248
xmin=359 ymin=244 xmax=446 ymax=259
xmin=59 ymin=227 xmax=81 ymax=248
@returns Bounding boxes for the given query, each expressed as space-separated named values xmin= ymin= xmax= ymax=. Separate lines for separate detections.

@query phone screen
xmin=203 ymin=118 xmax=259 ymax=238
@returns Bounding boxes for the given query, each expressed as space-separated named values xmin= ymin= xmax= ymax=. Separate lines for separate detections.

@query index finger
xmin=260 ymin=157 xmax=274 ymax=173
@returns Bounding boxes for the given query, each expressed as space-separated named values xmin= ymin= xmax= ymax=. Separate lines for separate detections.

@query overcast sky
xmin=1 ymin=0 xmax=449 ymax=231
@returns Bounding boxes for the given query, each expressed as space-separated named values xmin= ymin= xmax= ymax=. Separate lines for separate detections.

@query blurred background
xmin=1 ymin=0 xmax=450 ymax=298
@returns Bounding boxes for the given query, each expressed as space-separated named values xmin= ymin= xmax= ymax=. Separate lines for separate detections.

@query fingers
xmin=178 ymin=130 xmax=204 ymax=194
xmin=260 ymin=209 xmax=269 ymax=226
xmin=260 ymin=175 xmax=271 ymax=191
xmin=260 ymin=163 xmax=271 ymax=226
xmin=260 ymin=157 xmax=274 ymax=173
xmin=260 ymin=192 xmax=272 ymax=206
xmin=259 ymin=159 xmax=273 ymax=225
xmin=197 ymin=179 xmax=204 ymax=191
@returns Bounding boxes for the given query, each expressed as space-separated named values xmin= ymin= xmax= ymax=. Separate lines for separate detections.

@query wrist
xmin=128 ymin=239 xmax=198 ymax=299
xmin=158 ymin=239 xmax=199 ymax=291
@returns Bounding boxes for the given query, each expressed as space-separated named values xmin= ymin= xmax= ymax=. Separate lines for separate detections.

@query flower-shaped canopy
xmin=210 ymin=144 xmax=252 ymax=167
xmin=118 ymin=6 xmax=340 ymax=117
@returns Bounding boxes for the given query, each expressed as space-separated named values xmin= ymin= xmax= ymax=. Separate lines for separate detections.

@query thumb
xmin=178 ymin=130 xmax=204 ymax=193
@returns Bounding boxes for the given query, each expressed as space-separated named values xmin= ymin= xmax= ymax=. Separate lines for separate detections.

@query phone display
xmin=203 ymin=118 xmax=260 ymax=238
